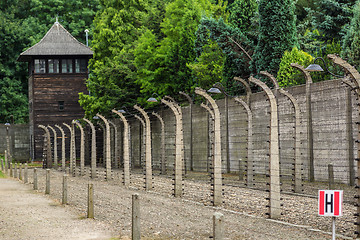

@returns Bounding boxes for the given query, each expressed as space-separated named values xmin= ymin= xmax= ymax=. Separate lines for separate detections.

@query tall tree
xmin=79 ymin=0 xmax=146 ymax=117
xmin=188 ymin=39 xmax=225 ymax=90
xmin=134 ymin=0 xmax=227 ymax=104
xmin=251 ymin=0 xmax=298 ymax=76
xmin=227 ymin=0 xmax=258 ymax=36
xmin=342 ymin=0 xmax=360 ymax=70
xmin=309 ymin=0 xmax=355 ymax=43
xmin=197 ymin=17 xmax=253 ymax=94
xmin=0 ymin=12 xmax=29 ymax=123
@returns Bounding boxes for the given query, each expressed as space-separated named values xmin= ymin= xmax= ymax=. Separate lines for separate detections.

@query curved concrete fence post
xmin=97 ymin=123 xmax=106 ymax=167
xmin=234 ymin=97 xmax=253 ymax=185
xmin=47 ymin=125 xmax=58 ymax=170
xmin=342 ymin=76 xmax=356 ymax=186
xmin=179 ymin=91 xmax=194 ymax=172
xmin=164 ymin=96 xmax=185 ymax=174
xmin=73 ymin=120 xmax=85 ymax=176
xmin=134 ymin=115 xmax=146 ymax=170
xmin=259 ymin=71 xmax=281 ymax=177
xmin=83 ymin=118 xmax=97 ymax=178
xmin=112 ymin=109 xmax=131 ymax=186
xmin=261 ymin=70 xmax=302 ymax=192
xmin=109 ymin=120 xmax=119 ymax=169
xmin=63 ymin=123 xmax=75 ymax=176
xmin=96 ymin=114 xmax=112 ymax=181
xmin=55 ymin=125 xmax=66 ymax=172
xmin=161 ymin=99 xmax=184 ymax=198
xmin=249 ymin=76 xmax=281 ymax=219
xmin=234 ymin=76 xmax=252 ymax=105
xmin=259 ymin=71 xmax=280 ymax=90
xmin=200 ymin=102 xmax=215 ymax=174
xmin=291 ymin=63 xmax=314 ymax=182
xmin=279 ymin=89 xmax=302 ymax=193
xmin=38 ymin=125 xmax=52 ymax=168
xmin=327 ymin=54 xmax=360 ymax=236
xmin=195 ymin=87 xmax=222 ymax=206
xmin=152 ymin=112 xmax=166 ymax=175
xmin=134 ymin=105 xmax=153 ymax=191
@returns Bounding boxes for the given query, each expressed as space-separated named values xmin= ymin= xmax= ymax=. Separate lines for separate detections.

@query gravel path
xmin=2 ymin=167 xmax=352 ymax=239
xmin=0 ymin=178 xmax=114 ymax=240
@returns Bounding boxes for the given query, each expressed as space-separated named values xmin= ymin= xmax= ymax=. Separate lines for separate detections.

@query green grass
xmin=0 ymin=170 xmax=5 ymax=178
xmin=26 ymin=162 xmax=43 ymax=168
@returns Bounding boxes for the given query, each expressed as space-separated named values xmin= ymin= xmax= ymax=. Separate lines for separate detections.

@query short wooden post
xmin=132 ymin=194 xmax=140 ymax=240
xmin=33 ymin=168 xmax=38 ymax=190
xmin=213 ymin=212 xmax=224 ymax=240
xmin=1 ymin=158 xmax=3 ymax=171
xmin=19 ymin=163 xmax=22 ymax=180
xmin=328 ymin=164 xmax=334 ymax=190
xmin=14 ymin=163 xmax=17 ymax=178
xmin=87 ymin=183 xmax=94 ymax=218
xmin=9 ymin=163 xmax=12 ymax=177
xmin=4 ymin=151 xmax=8 ymax=173
xmin=45 ymin=169 xmax=50 ymax=194
xmin=62 ymin=174 xmax=68 ymax=204
xmin=10 ymin=163 xmax=13 ymax=177
xmin=24 ymin=163 xmax=28 ymax=183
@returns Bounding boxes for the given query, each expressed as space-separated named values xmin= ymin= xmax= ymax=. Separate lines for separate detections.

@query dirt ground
xmin=0 ymin=167 xmax=353 ymax=240
xmin=0 ymin=178 xmax=114 ymax=240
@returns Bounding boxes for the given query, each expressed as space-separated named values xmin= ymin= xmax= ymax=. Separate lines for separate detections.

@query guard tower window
xmin=58 ymin=101 xmax=64 ymax=111
xmin=62 ymin=59 xmax=73 ymax=73
xmin=34 ymin=59 xmax=46 ymax=73
xmin=75 ymin=59 xmax=87 ymax=73
xmin=48 ymin=59 xmax=59 ymax=73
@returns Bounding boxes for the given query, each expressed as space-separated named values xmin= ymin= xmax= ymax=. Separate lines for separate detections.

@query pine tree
xmin=311 ymin=0 xmax=355 ymax=43
xmin=228 ymin=0 xmax=257 ymax=34
xmin=251 ymin=0 xmax=298 ymax=76
xmin=342 ymin=0 xmax=360 ymax=70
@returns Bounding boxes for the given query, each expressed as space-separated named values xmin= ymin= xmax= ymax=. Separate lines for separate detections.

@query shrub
xmin=277 ymin=47 xmax=314 ymax=87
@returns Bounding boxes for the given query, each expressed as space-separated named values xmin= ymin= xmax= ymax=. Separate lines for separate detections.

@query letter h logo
xmin=318 ymin=190 xmax=343 ymax=217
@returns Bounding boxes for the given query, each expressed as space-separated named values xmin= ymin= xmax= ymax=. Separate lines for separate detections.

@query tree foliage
xmin=277 ymin=47 xmax=314 ymax=87
xmin=79 ymin=0 xmax=146 ymax=117
xmin=187 ymin=39 xmax=225 ymax=90
xmin=134 ymin=0 xmax=227 ymax=105
xmin=196 ymin=17 xmax=253 ymax=94
xmin=0 ymin=12 xmax=29 ymax=123
xmin=252 ymin=0 xmax=298 ymax=76
xmin=342 ymin=0 xmax=360 ymax=70
xmin=308 ymin=0 xmax=355 ymax=43
xmin=227 ymin=0 xmax=258 ymax=44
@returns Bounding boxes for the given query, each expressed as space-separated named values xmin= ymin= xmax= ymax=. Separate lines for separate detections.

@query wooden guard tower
xmin=17 ymin=21 xmax=93 ymax=161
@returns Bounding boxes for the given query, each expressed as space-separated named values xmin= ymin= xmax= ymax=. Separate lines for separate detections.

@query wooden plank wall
xmin=32 ymin=73 xmax=87 ymax=160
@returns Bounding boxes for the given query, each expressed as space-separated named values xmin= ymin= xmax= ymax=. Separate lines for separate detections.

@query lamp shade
xmin=305 ymin=64 xmax=324 ymax=72
xmin=147 ymin=97 xmax=158 ymax=102
xmin=207 ymin=87 xmax=222 ymax=94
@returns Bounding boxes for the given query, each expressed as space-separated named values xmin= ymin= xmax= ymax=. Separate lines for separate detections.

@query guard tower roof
xmin=18 ymin=21 xmax=93 ymax=62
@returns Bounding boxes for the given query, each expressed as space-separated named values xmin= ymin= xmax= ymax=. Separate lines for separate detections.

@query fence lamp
xmin=305 ymin=57 xmax=344 ymax=78
xmin=147 ymin=93 xmax=160 ymax=103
